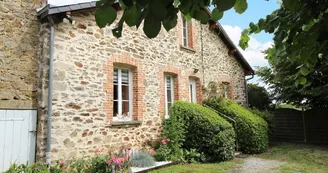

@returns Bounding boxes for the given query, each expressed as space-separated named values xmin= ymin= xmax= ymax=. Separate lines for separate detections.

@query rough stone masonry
xmin=1 ymin=1 xmax=249 ymax=162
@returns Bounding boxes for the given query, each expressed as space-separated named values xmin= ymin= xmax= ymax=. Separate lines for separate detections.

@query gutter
xmin=46 ymin=15 xmax=55 ymax=164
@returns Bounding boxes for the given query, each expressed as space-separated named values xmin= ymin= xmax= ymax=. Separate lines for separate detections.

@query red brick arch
xmin=103 ymin=52 xmax=145 ymax=122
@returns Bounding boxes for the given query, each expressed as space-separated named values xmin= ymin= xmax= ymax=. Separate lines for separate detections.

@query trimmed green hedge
xmin=203 ymin=98 xmax=268 ymax=154
xmin=164 ymin=101 xmax=236 ymax=162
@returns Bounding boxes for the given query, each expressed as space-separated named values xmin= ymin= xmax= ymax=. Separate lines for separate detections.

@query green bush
xmin=248 ymin=108 xmax=275 ymax=136
xmin=203 ymin=98 xmax=268 ymax=154
xmin=164 ymin=101 xmax=236 ymax=162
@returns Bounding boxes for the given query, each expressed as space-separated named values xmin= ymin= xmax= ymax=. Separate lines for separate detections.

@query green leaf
xmin=249 ymin=22 xmax=258 ymax=33
xmin=215 ymin=0 xmax=236 ymax=12
xmin=283 ymin=0 xmax=300 ymax=13
xmin=118 ymin=0 xmax=127 ymax=10
xmin=122 ymin=0 xmax=133 ymax=7
xmin=150 ymin=0 xmax=167 ymax=20
xmin=234 ymin=0 xmax=247 ymax=14
xmin=173 ymin=0 xmax=180 ymax=8
xmin=299 ymin=77 xmax=307 ymax=85
xmin=163 ymin=15 xmax=178 ymax=32
xmin=95 ymin=5 xmax=117 ymax=28
xmin=300 ymin=67 xmax=310 ymax=76
xmin=212 ymin=8 xmax=224 ymax=21
xmin=194 ymin=9 xmax=210 ymax=24
xmin=124 ymin=5 xmax=141 ymax=26
xmin=143 ymin=15 xmax=161 ymax=38
xmin=136 ymin=0 xmax=149 ymax=7
xmin=179 ymin=0 xmax=193 ymax=14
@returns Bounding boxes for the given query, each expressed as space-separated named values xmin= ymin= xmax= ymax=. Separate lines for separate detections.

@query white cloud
xmin=222 ymin=25 xmax=272 ymax=68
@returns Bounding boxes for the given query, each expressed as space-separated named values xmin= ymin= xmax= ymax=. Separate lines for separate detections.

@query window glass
xmin=182 ymin=18 xmax=188 ymax=47
xmin=113 ymin=67 xmax=132 ymax=121
xmin=165 ymin=75 xmax=174 ymax=118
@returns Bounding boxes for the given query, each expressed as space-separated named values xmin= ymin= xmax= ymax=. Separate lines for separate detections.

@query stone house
xmin=0 ymin=0 xmax=254 ymax=169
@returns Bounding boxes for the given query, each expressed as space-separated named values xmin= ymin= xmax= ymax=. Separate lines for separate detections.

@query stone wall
xmin=36 ymin=9 xmax=248 ymax=161
xmin=0 ymin=0 xmax=41 ymax=109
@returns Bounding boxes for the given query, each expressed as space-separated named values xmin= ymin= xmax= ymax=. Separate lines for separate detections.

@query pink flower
xmin=161 ymin=139 xmax=167 ymax=145
xmin=113 ymin=157 xmax=125 ymax=165
xmin=59 ymin=161 xmax=64 ymax=167
xmin=106 ymin=159 xmax=111 ymax=165
xmin=124 ymin=156 xmax=128 ymax=161
xmin=150 ymin=148 xmax=156 ymax=156
xmin=94 ymin=149 xmax=99 ymax=154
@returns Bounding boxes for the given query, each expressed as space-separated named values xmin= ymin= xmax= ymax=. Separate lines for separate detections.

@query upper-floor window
xmin=182 ymin=17 xmax=188 ymax=47
xmin=164 ymin=75 xmax=174 ymax=118
xmin=189 ymin=78 xmax=197 ymax=103
xmin=113 ymin=67 xmax=132 ymax=121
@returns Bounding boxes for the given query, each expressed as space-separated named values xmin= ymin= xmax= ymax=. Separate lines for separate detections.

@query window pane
xmin=114 ymin=84 xmax=118 ymax=100
xmin=122 ymin=85 xmax=129 ymax=101
xmin=113 ymin=101 xmax=118 ymax=117
xmin=190 ymin=84 xmax=193 ymax=102
xmin=121 ymin=69 xmax=129 ymax=85
xmin=166 ymin=76 xmax=171 ymax=90
xmin=113 ymin=69 xmax=118 ymax=84
xmin=166 ymin=89 xmax=172 ymax=103
xmin=122 ymin=101 xmax=129 ymax=115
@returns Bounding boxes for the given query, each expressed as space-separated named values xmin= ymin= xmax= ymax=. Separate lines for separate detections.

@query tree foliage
xmin=240 ymin=0 xmax=328 ymax=85
xmin=95 ymin=0 xmax=248 ymax=38
xmin=247 ymin=83 xmax=272 ymax=110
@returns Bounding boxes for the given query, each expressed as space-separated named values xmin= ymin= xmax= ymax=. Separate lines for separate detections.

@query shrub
xmin=164 ymin=101 xmax=236 ymax=162
xmin=130 ymin=151 xmax=156 ymax=168
xmin=249 ymin=108 xmax=275 ymax=136
xmin=203 ymin=98 xmax=268 ymax=154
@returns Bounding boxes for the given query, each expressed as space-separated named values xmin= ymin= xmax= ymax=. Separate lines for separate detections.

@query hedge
xmin=203 ymin=98 xmax=268 ymax=154
xmin=164 ymin=101 xmax=236 ymax=162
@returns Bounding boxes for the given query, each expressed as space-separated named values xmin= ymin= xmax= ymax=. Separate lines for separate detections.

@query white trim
xmin=113 ymin=67 xmax=133 ymax=122
xmin=189 ymin=78 xmax=197 ymax=103
xmin=164 ymin=75 xmax=174 ymax=119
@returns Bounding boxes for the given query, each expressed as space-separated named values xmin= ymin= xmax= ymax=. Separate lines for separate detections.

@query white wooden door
xmin=0 ymin=110 xmax=37 ymax=172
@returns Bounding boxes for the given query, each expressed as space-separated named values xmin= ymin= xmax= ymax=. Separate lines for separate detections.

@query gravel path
xmin=229 ymin=158 xmax=286 ymax=173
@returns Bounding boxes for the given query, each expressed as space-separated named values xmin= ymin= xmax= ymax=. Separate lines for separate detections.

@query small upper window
xmin=182 ymin=17 xmax=188 ymax=47
xmin=113 ymin=67 xmax=133 ymax=121
xmin=164 ymin=75 xmax=174 ymax=118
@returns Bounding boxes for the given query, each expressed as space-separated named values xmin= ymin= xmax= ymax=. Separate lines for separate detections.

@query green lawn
xmin=150 ymin=143 xmax=328 ymax=173
xmin=259 ymin=143 xmax=328 ymax=173
xmin=149 ymin=161 xmax=239 ymax=173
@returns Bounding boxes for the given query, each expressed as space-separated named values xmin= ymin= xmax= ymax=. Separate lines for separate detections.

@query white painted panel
xmin=0 ymin=110 xmax=37 ymax=172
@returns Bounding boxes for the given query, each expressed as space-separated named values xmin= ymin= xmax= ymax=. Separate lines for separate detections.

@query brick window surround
xmin=158 ymin=65 xmax=181 ymax=117
xmin=188 ymin=71 xmax=204 ymax=104
xmin=178 ymin=15 xmax=197 ymax=50
xmin=103 ymin=52 xmax=145 ymax=123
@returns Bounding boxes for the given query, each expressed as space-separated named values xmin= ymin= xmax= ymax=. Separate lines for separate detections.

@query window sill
xmin=180 ymin=45 xmax=196 ymax=53
xmin=108 ymin=120 xmax=142 ymax=128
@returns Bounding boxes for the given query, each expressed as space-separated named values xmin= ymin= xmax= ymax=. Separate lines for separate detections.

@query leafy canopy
xmin=247 ymin=83 xmax=272 ymax=110
xmin=95 ymin=0 xmax=248 ymax=38
xmin=239 ymin=0 xmax=328 ymax=85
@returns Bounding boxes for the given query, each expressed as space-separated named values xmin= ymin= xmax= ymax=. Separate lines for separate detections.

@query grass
xmin=149 ymin=161 xmax=240 ymax=173
xmin=258 ymin=143 xmax=328 ymax=173
xmin=149 ymin=143 xmax=328 ymax=173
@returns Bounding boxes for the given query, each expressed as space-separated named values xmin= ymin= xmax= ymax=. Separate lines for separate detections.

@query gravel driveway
xmin=229 ymin=157 xmax=286 ymax=173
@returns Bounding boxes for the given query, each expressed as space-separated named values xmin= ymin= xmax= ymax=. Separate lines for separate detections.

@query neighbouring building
xmin=0 ymin=0 xmax=254 ymax=170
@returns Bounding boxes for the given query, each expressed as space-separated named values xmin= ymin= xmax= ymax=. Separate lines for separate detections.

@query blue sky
xmin=211 ymin=1 xmax=280 ymax=84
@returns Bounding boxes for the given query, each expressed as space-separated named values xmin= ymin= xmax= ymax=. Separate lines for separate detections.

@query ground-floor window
xmin=113 ymin=67 xmax=132 ymax=121
xmin=165 ymin=75 xmax=174 ymax=118
xmin=189 ymin=78 xmax=197 ymax=103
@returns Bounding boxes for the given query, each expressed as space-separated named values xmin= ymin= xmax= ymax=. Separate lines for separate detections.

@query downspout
xmin=46 ymin=16 xmax=55 ymax=164
xmin=245 ymin=73 xmax=254 ymax=107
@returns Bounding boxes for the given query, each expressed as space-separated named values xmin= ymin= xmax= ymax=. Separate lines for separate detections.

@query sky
xmin=215 ymin=1 xmax=280 ymax=84
xmin=48 ymin=0 xmax=280 ymax=84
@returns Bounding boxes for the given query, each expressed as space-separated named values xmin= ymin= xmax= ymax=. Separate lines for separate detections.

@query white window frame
xmin=164 ymin=75 xmax=174 ymax=119
xmin=189 ymin=78 xmax=197 ymax=103
xmin=113 ymin=67 xmax=133 ymax=122
xmin=182 ymin=17 xmax=189 ymax=47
